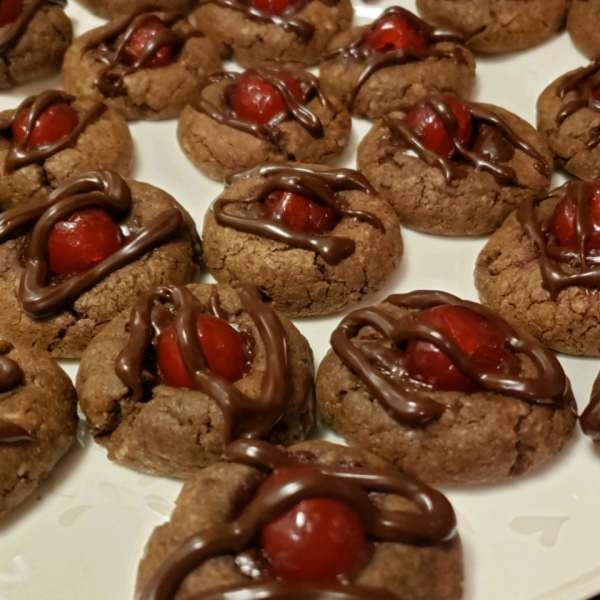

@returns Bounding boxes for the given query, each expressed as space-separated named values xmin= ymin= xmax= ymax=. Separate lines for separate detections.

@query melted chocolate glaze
xmin=0 ymin=356 xmax=23 ymax=394
xmin=330 ymin=290 xmax=572 ymax=427
xmin=115 ymin=284 xmax=289 ymax=443
xmin=0 ymin=170 xmax=187 ymax=319
xmin=324 ymin=6 xmax=468 ymax=109
xmin=382 ymin=96 xmax=550 ymax=185
xmin=0 ymin=344 xmax=31 ymax=445
xmin=138 ymin=439 xmax=457 ymax=600
xmin=517 ymin=181 xmax=600 ymax=300
xmin=0 ymin=90 xmax=106 ymax=173
xmin=0 ymin=0 xmax=66 ymax=55
xmin=555 ymin=60 xmax=600 ymax=149
xmin=196 ymin=69 xmax=331 ymax=153
xmin=213 ymin=164 xmax=384 ymax=265
xmin=581 ymin=372 xmax=600 ymax=439
xmin=82 ymin=8 xmax=201 ymax=97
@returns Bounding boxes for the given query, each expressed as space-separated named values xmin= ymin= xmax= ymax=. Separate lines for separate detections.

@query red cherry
xmin=594 ymin=88 xmax=600 ymax=102
xmin=405 ymin=305 xmax=505 ymax=392
xmin=233 ymin=71 xmax=303 ymax=125
xmin=363 ymin=14 xmax=428 ymax=53
xmin=404 ymin=95 xmax=472 ymax=159
xmin=12 ymin=101 xmax=79 ymax=147
xmin=262 ymin=191 xmax=338 ymax=234
xmin=121 ymin=16 xmax=173 ymax=69
xmin=260 ymin=466 xmax=367 ymax=583
xmin=550 ymin=184 xmax=600 ymax=250
xmin=252 ymin=0 xmax=291 ymax=14
xmin=156 ymin=314 xmax=246 ymax=388
xmin=47 ymin=208 xmax=123 ymax=275
xmin=0 ymin=0 xmax=23 ymax=27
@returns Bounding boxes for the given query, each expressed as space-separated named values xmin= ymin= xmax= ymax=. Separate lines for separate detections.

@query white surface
xmin=0 ymin=2 xmax=599 ymax=599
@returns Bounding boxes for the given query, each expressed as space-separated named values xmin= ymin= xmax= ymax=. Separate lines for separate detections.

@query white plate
xmin=1 ymin=2 xmax=599 ymax=599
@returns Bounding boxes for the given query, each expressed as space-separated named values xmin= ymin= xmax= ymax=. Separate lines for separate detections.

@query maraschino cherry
xmin=550 ymin=183 xmax=600 ymax=251
xmin=363 ymin=13 xmax=428 ymax=52
xmin=121 ymin=16 xmax=174 ymax=69
xmin=404 ymin=95 xmax=472 ymax=159
xmin=262 ymin=191 xmax=338 ymax=234
xmin=47 ymin=208 xmax=123 ymax=275
xmin=260 ymin=466 xmax=367 ymax=582
xmin=252 ymin=0 xmax=291 ymax=14
xmin=405 ymin=305 xmax=505 ymax=393
xmin=233 ymin=70 xmax=303 ymax=124
xmin=0 ymin=0 xmax=23 ymax=27
xmin=156 ymin=314 xmax=246 ymax=388
xmin=12 ymin=101 xmax=79 ymax=147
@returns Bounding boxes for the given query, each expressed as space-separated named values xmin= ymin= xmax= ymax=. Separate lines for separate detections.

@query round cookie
xmin=567 ymin=0 xmax=600 ymax=59
xmin=74 ymin=0 xmax=196 ymax=20
xmin=316 ymin=291 xmax=577 ymax=486
xmin=136 ymin=439 xmax=463 ymax=600
xmin=62 ymin=9 xmax=222 ymax=121
xmin=202 ymin=163 xmax=403 ymax=318
xmin=475 ymin=180 xmax=600 ymax=357
xmin=0 ymin=0 xmax=72 ymax=89
xmin=177 ymin=69 xmax=351 ymax=181
xmin=416 ymin=0 xmax=568 ymax=54
xmin=0 ymin=90 xmax=133 ymax=210
xmin=0 ymin=170 xmax=201 ymax=359
xmin=0 ymin=340 xmax=77 ymax=520
xmin=319 ymin=6 xmax=476 ymax=120
xmin=77 ymin=284 xmax=316 ymax=479
xmin=537 ymin=60 xmax=600 ymax=182
xmin=357 ymin=96 xmax=552 ymax=236
xmin=190 ymin=0 xmax=353 ymax=69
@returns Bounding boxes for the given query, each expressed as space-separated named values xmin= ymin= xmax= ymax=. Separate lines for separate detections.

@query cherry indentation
xmin=363 ymin=14 xmax=428 ymax=53
xmin=12 ymin=101 xmax=79 ymax=148
xmin=0 ymin=0 xmax=23 ymax=27
xmin=121 ymin=16 xmax=174 ymax=69
xmin=404 ymin=304 xmax=506 ymax=393
xmin=551 ymin=183 xmax=600 ymax=250
xmin=252 ymin=0 xmax=291 ymax=15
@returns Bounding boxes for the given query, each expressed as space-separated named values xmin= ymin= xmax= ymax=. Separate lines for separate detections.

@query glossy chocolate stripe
xmin=0 ymin=356 xmax=23 ymax=393
xmin=0 ymin=420 xmax=33 ymax=444
xmin=581 ymin=373 xmax=600 ymax=439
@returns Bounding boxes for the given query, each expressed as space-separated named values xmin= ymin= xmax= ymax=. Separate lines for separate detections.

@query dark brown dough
xmin=74 ymin=0 xmax=196 ymax=20
xmin=567 ymin=0 xmax=600 ymax=59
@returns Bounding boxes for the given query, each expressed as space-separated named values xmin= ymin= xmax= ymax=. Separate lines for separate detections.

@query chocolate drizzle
xmin=517 ymin=181 xmax=600 ymax=300
xmin=83 ymin=8 xmax=201 ymax=97
xmin=330 ymin=290 xmax=571 ymax=427
xmin=382 ymin=96 xmax=550 ymax=185
xmin=0 ymin=343 xmax=31 ymax=445
xmin=555 ymin=60 xmax=600 ymax=149
xmin=0 ymin=0 xmax=66 ymax=55
xmin=214 ymin=164 xmax=384 ymax=265
xmin=0 ymin=90 xmax=106 ymax=173
xmin=324 ymin=7 xmax=468 ymax=109
xmin=0 ymin=170 xmax=187 ymax=319
xmin=115 ymin=284 xmax=289 ymax=443
xmin=138 ymin=439 xmax=457 ymax=600
xmin=581 ymin=372 xmax=600 ymax=440
xmin=197 ymin=69 xmax=331 ymax=153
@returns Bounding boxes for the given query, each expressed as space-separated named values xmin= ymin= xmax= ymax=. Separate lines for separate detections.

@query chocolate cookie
xmin=537 ymin=60 xmax=600 ymax=182
xmin=62 ymin=9 xmax=222 ymax=121
xmin=177 ymin=69 xmax=351 ymax=181
xmin=475 ymin=180 xmax=600 ymax=357
xmin=0 ymin=0 xmax=72 ymax=89
xmin=136 ymin=439 xmax=463 ymax=600
xmin=416 ymin=0 xmax=568 ymax=54
xmin=202 ymin=163 xmax=403 ymax=317
xmin=190 ymin=0 xmax=353 ymax=69
xmin=0 ymin=170 xmax=200 ymax=359
xmin=77 ymin=284 xmax=315 ymax=479
xmin=319 ymin=6 xmax=476 ymax=120
xmin=0 ymin=340 xmax=77 ymax=520
xmin=357 ymin=96 xmax=552 ymax=236
xmin=316 ymin=291 xmax=577 ymax=486
xmin=567 ymin=0 xmax=600 ymax=59
xmin=0 ymin=90 xmax=133 ymax=210
xmin=74 ymin=0 xmax=196 ymax=20
xmin=581 ymin=369 xmax=600 ymax=451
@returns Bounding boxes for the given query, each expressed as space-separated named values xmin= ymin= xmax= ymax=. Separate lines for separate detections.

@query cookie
xmin=567 ymin=0 xmax=600 ymax=59
xmin=74 ymin=0 xmax=196 ymax=20
xmin=0 ymin=170 xmax=200 ymax=359
xmin=537 ymin=59 xmax=600 ymax=182
xmin=581 ymin=369 xmax=600 ymax=451
xmin=202 ymin=163 xmax=403 ymax=317
xmin=136 ymin=439 xmax=463 ymax=600
xmin=0 ymin=90 xmax=133 ymax=210
xmin=0 ymin=0 xmax=72 ymax=89
xmin=476 ymin=180 xmax=600 ymax=357
xmin=0 ymin=340 xmax=77 ymax=520
xmin=190 ymin=0 xmax=353 ymax=69
xmin=316 ymin=291 xmax=577 ymax=486
xmin=62 ymin=9 xmax=222 ymax=121
xmin=416 ymin=0 xmax=568 ymax=54
xmin=77 ymin=284 xmax=315 ymax=478
xmin=177 ymin=69 xmax=351 ymax=181
xmin=319 ymin=6 xmax=476 ymax=120
xmin=357 ymin=95 xmax=552 ymax=236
